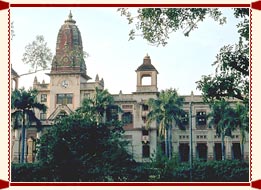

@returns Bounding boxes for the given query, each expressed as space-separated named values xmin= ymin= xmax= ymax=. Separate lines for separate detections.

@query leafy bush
xmin=12 ymin=163 xmax=51 ymax=182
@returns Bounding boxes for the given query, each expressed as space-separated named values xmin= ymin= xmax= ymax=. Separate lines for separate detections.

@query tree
xmin=147 ymin=88 xmax=185 ymax=159
xmin=21 ymin=35 xmax=53 ymax=76
xmin=77 ymin=87 xmax=115 ymax=124
xmin=196 ymin=9 xmax=249 ymax=103
xmin=234 ymin=103 xmax=249 ymax=161
xmin=11 ymin=88 xmax=47 ymax=163
xmin=119 ymin=8 xmax=249 ymax=103
xmin=208 ymin=99 xmax=236 ymax=160
xmin=118 ymin=8 xmax=226 ymax=46
xmin=37 ymin=89 xmax=135 ymax=182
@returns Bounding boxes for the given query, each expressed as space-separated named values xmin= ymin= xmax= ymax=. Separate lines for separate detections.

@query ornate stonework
xmin=51 ymin=11 xmax=87 ymax=76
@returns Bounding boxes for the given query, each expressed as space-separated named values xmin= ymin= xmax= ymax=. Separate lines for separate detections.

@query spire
xmin=69 ymin=10 xmax=73 ymax=19
xmin=34 ymin=76 xmax=38 ymax=84
xmin=65 ymin=10 xmax=76 ymax=24
xmin=95 ymin=74 xmax=99 ymax=82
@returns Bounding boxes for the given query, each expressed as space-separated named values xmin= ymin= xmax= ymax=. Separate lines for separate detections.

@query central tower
xmin=50 ymin=11 xmax=89 ymax=80
xmin=47 ymin=11 xmax=91 ymax=118
xmin=136 ymin=54 xmax=158 ymax=92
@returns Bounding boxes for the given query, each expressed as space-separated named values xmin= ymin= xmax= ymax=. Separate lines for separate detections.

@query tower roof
xmin=64 ymin=10 xmax=76 ymax=24
xmin=50 ymin=11 xmax=89 ymax=79
xmin=136 ymin=54 xmax=158 ymax=73
xmin=11 ymin=66 xmax=19 ymax=78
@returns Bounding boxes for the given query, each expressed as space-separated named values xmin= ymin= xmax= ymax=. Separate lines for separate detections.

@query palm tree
xmin=209 ymin=99 xmax=236 ymax=160
xmin=147 ymin=88 xmax=185 ymax=159
xmin=78 ymin=87 xmax=114 ymax=124
xmin=234 ymin=103 xmax=249 ymax=161
xmin=11 ymin=88 xmax=47 ymax=163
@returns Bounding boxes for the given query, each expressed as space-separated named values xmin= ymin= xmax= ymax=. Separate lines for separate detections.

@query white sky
xmin=11 ymin=8 xmax=241 ymax=95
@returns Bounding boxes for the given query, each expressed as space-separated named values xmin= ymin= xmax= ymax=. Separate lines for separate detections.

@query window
xmin=214 ymin=143 xmax=222 ymax=161
xmin=179 ymin=143 xmax=189 ymax=162
xmin=142 ymin=130 xmax=149 ymax=136
xmin=83 ymin=92 xmax=90 ymax=98
xmin=232 ymin=143 xmax=241 ymax=160
xmin=122 ymin=104 xmax=133 ymax=110
xmin=106 ymin=105 xmax=119 ymax=122
xmin=142 ymin=144 xmax=150 ymax=158
xmin=40 ymin=112 xmax=47 ymax=120
xmin=197 ymin=143 xmax=207 ymax=161
xmin=41 ymin=94 xmax=47 ymax=102
xmin=196 ymin=111 xmax=207 ymax=126
xmin=181 ymin=112 xmax=189 ymax=126
xmin=56 ymin=94 xmax=73 ymax=105
xmin=141 ymin=75 xmax=151 ymax=86
xmin=142 ymin=130 xmax=149 ymax=143
xmin=122 ymin=112 xmax=133 ymax=125
xmin=142 ymin=104 xmax=149 ymax=111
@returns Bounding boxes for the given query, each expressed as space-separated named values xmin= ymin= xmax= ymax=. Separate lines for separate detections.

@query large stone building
xmin=11 ymin=12 xmax=249 ymax=163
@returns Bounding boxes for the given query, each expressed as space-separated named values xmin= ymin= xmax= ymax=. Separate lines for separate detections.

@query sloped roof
xmin=11 ymin=67 xmax=19 ymax=78
xmin=136 ymin=54 xmax=158 ymax=73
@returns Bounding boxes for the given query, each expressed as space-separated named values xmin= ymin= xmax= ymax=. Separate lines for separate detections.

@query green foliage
xmin=11 ymin=88 xmax=47 ymax=163
xmin=12 ymin=163 xmax=52 ymax=182
xmin=119 ymin=8 xmax=249 ymax=103
xmin=147 ymin=88 xmax=185 ymax=159
xmin=196 ymin=8 xmax=249 ymax=103
xmin=145 ymin=149 xmax=180 ymax=181
xmin=196 ymin=39 xmax=249 ymax=102
xmin=11 ymin=88 xmax=47 ymax=129
xmin=22 ymin=35 xmax=53 ymax=73
xmin=119 ymin=8 xmax=226 ymax=46
xmin=12 ymin=156 xmax=249 ymax=182
xmin=33 ymin=89 xmax=135 ymax=182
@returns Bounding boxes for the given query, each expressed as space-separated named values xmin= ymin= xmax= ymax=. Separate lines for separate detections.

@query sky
xmin=11 ymin=8 xmax=241 ymax=95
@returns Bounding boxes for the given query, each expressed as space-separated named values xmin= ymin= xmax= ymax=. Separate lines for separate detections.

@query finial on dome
xmin=69 ymin=10 xmax=73 ymax=19
xmin=143 ymin=53 xmax=151 ymax=64
xmin=65 ymin=10 xmax=76 ymax=24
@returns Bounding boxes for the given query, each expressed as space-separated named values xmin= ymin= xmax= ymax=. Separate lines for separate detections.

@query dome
xmin=51 ymin=11 xmax=87 ymax=76
xmin=136 ymin=54 xmax=158 ymax=73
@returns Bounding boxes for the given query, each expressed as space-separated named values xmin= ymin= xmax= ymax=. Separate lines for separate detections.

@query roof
xmin=11 ymin=67 xmax=19 ymax=77
xmin=136 ymin=54 xmax=158 ymax=73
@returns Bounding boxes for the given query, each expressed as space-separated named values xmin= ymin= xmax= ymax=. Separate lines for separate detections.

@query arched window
xmin=122 ymin=112 xmax=133 ymax=125
xmin=141 ymin=75 xmax=152 ymax=86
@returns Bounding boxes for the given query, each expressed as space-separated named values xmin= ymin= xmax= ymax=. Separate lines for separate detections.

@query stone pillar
xmin=207 ymin=142 xmax=214 ymax=160
xmin=12 ymin=129 xmax=20 ymax=163
xmin=193 ymin=144 xmax=197 ymax=160
xmin=27 ymin=138 xmax=34 ymax=163
xmin=225 ymin=136 xmax=232 ymax=160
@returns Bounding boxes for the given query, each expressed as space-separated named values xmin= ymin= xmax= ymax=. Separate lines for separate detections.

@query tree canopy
xmin=11 ymin=88 xmax=47 ymax=163
xmin=37 ymin=89 xmax=135 ymax=181
xmin=119 ymin=8 xmax=249 ymax=103
xmin=118 ymin=8 xmax=226 ymax=46
xmin=147 ymin=88 xmax=185 ymax=159
xmin=22 ymin=35 xmax=53 ymax=76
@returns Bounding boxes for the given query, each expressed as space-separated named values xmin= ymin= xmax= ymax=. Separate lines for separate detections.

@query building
xmin=11 ymin=12 xmax=249 ymax=163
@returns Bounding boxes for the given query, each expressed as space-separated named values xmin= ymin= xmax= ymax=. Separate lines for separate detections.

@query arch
xmin=141 ymin=74 xmax=152 ymax=86
xmin=122 ymin=112 xmax=133 ymax=125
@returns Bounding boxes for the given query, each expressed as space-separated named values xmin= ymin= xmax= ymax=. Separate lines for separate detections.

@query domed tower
xmin=46 ymin=11 xmax=91 ymax=118
xmin=136 ymin=54 xmax=158 ymax=92
xmin=50 ymin=11 xmax=90 ymax=79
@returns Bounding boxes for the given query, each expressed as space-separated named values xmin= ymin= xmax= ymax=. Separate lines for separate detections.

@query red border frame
xmin=0 ymin=1 xmax=259 ymax=189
